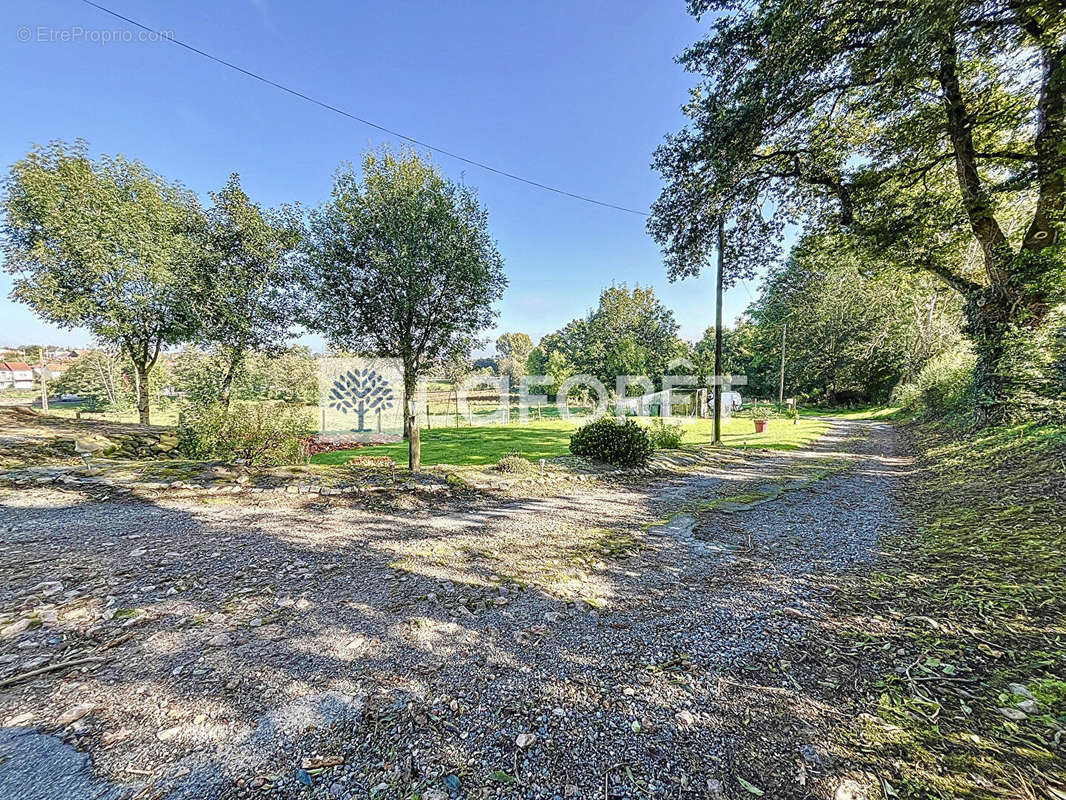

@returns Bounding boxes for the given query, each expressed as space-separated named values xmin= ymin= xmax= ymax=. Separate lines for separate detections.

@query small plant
xmin=647 ymin=419 xmax=685 ymax=449
xmin=569 ymin=416 xmax=653 ymax=467
xmin=495 ymin=451 xmax=533 ymax=473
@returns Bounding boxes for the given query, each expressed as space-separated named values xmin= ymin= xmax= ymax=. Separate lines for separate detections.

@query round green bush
xmin=569 ymin=416 xmax=653 ymax=467
xmin=495 ymin=454 xmax=533 ymax=473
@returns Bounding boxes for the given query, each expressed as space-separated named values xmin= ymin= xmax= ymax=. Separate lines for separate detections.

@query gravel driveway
xmin=0 ymin=420 xmax=906 ymax=800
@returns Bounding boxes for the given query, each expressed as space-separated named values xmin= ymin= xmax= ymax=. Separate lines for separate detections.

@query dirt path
xmin=0 ymin=420 xmax=908 ymax=800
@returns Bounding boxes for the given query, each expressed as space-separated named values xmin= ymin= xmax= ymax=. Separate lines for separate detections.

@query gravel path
xmin=0 ymin=420 xmax=907 ymax=800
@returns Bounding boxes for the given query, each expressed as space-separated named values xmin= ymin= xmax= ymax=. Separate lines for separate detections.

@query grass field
xmin=43 ymin=401 xmax=320 ymax=428
xmin=310 ymin=416 xmax=832 ymax=467
xmin=798 ymin=404 xmax=911 ymax=421
xmin=43 ymin=401 xmax=182 ymax=427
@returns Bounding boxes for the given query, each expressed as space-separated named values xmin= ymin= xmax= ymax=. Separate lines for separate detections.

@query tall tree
xmin=651 ymin=0 xmax=1066 ymax=420
xmin=692 ymin=325 xmax=748 ymax=387
xmin=542 ymin=285 xmax=685 ymax=390
xmin=302 ymin=147 xmax=506 ymax=468
xmin=495 ymin=331 xmax=534 ymax=384
xmin=51 ymin=350 xmax=129 ymax=408
xmin=748 ymin=233 xmax=964 ymax=403
xmin=190 ymin=174 xmax=301 ymax=407
xmin=2 ymin=141 xmax=200 ymax=424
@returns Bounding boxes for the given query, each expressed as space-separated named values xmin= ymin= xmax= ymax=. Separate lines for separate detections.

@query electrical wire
xmin=78 ymin=0 xmax=651 ymax=217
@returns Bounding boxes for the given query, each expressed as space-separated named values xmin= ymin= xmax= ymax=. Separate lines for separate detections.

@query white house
xmin=0 ymin=362 xmax=35 ymax=390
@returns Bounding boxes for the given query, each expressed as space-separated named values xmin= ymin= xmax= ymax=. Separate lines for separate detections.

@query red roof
xmin=2 ymin=362 xmax=32 ymax=371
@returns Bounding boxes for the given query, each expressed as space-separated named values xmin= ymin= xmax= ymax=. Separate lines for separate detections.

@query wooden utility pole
xmin=778 ymin=322 xmax=787 ymax=409
xmin=38 ymin=352 xmax=49 ymax=414
xmin=713 ymin=216 xmax=725 ymax=445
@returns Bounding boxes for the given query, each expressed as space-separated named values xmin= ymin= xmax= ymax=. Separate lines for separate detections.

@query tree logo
xmin=327 ymin=368 xmax=396 ymax=432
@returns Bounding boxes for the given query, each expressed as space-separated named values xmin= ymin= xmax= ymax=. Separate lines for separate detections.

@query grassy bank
xmin=43 ymin=401 xmax=181 ymax=427
xmin=310 ymin=416 xmax=830 ymax=467
xmin=836 ymin=420 xmax=1066 ymax=797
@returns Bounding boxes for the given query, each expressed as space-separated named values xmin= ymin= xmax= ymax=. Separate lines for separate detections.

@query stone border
xmin=4 ymin=472 xmax=448 ymax=497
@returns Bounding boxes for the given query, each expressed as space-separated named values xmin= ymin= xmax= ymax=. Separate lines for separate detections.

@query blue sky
xmin=2 ymin=0 xmax=764 ymax=353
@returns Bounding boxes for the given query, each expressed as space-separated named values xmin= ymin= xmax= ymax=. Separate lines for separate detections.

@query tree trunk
xmin=408 ymin=423 xmax=421 ymax=471
xmin=1021 ymin=29 xmax=1065 ymax=250
xmin=402 ymin=366 xmax=420 ymax=470
xmin=219 ymin=350 xmax=244 ymax=409
xmin=962 ymin=290 xmax=1015 ymax=425
xmin=938 ymin=40 xmax=1013 ymax=290
xmin=135 ymin=361 xmax=150 ymax=425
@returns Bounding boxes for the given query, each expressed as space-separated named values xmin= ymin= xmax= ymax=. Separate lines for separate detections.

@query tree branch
xmin=1018 ymin=13 xmax=1065 ymax=250
xmin=937 ymin=35 xmax=1012 ymax=287
xmin=920 ymin=258 xmax=982 ymax=297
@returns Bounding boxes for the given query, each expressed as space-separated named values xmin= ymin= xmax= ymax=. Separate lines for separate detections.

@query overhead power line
xmin=739 ymin=278 xmax=757 ymax=303
xmin=78 ymin=0 xmax=651 ymax=217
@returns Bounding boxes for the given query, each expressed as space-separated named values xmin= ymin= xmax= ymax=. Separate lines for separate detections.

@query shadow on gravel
xmin=0 ymin=420 xmax=896 ymax=800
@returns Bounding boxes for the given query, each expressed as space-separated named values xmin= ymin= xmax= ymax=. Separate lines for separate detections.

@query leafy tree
xmin=546 ymin=350 xmax=576 ymax=393
xmin=471 ymin=357 xmax=499 ymax=375
xmin=692 ymin=326 xmax=749 ymax=387
xmin=188 ymin=175 xmax=302 ymax=407
xmin=541 ymin=285 xmax=685 ymax=390
xmin=437 ymin=353 xmax=472 ymax=385
xmin=496 ymin=332 xmax=533 ymax=359
xmin=651 ymin=0 xmax=1066 ymax=420
xmin=249 ymin=347 xmax=318 ymax=404
xmin=711 ymin=231 xmax=964 ymax=403
xmin=495 ymin=331 xmax=534 ymax=384
xmin=2 ymin=141 xmax=200 ymax=424
xmin=173 ymin=347 xmax=240 ymax=406
xmin=301 ymin=147 xmax=506 ymax=468
xmin=51 ymin=350 xmax=129 ymax=407
xmin=175 ymin=345 xmax=317 ymax=405
xmin=526 ymin=346 xmax=576 ymax=397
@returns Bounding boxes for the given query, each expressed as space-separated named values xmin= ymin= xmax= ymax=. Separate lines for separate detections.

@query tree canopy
xmin=301 ymin=147 xmax=506 ymax=466
xmin=535 ymin=285 xmax=686 ymax=392
xmin=2 ymin=140 xmax=201 ymax=423
xmin=744 ymin=232 xmax=963 ymax=402
xmin=495 ymin=332 xmax=534 ymax=383
xmin=188 ymin=174 xmax=302 ymax=405
xmin=650 ymin=0 xmax=1066 ymax=417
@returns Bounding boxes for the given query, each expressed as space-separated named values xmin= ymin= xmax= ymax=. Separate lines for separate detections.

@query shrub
xmin=495 ymin=452 xmax=533 ymax=473
xmin=647 ymin=419 xmax=685 ymax=449
xmin=891 ymin=347 xmax=975 ymax=418
xmin=178 ymin=401 xmax=314 ymax=465
xmin=569 ymin=416 xmax=653 ymax=467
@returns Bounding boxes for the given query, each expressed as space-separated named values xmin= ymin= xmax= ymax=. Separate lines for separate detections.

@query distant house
xmin=34 ymin=362 xmax=68 ymax=380
xmin=0 ymin=362 xmax=35 ymax=390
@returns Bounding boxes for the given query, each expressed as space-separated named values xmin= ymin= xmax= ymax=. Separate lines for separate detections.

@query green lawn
xmin=681 ymin=416 xmax=831 ymax=449
xmin=45 ymin=402 xmax=181 ymax=427
xmin=798 ymin=404 xmax=911 ymax=421
xmin=310 ymin=415 xmax=831 ymax=467
xmin=311 ymin=420 xmax=577 ymax=466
